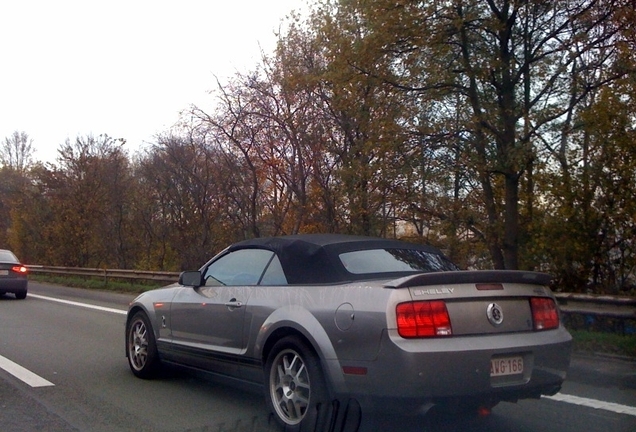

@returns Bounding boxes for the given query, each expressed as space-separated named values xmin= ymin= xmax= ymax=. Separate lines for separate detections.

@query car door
xmin=168 ymin=248 xmax=275 ymax=375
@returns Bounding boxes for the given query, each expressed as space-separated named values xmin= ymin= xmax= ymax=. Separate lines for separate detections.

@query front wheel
xmin=264 ymin=336 xmax=330 ymax=429
xmin=126 ymin=311 xmax=160 ymax=378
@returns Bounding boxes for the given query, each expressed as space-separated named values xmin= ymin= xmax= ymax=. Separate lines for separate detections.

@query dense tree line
xmin=1 ymin=0 xmax=634 ymax=293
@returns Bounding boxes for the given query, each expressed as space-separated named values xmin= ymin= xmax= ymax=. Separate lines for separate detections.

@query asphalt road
xmin=0 ymin=282 xmax=635 ymax=432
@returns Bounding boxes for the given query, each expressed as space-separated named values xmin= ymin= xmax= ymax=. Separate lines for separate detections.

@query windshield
xmin=339 ymin=248 xmax=458 ymax=275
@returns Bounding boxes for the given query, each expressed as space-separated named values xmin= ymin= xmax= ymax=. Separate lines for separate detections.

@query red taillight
xmin=11 ymin=265 xmax=28 ymax=274
xmin=396 ymin=300 xmax=452 ymax=338
xmin=530 ymin=297 xmax=559 ymax=330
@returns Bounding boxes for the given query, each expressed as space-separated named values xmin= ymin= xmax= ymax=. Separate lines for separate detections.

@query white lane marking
xmin=545 ymin=393 xmax=636 ymax=417
xmin=0 ymin=354 xmax=55 ymax=387
xmin=28 ymin=293 xmax=127 ymax=315
xmin=1 ymin=294 xmax=126 ymax=387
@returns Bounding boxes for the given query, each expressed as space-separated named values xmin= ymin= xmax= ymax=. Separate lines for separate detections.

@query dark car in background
xmin=125 ymin=234 xmax=572 ymax=429
xmin=0 ymin=249 xmax=28 ymax=299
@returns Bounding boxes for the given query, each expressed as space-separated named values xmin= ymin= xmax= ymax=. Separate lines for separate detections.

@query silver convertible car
xmin=125 ymin=234 xmax=571 ymax=429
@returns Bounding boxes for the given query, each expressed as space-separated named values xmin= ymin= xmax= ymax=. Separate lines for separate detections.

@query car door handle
xmin=225 ymin=298 xmax=243 ymax=309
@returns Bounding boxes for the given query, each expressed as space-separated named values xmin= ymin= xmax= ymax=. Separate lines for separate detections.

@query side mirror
xmin=179 ymin=270 xmax=203 ymax=288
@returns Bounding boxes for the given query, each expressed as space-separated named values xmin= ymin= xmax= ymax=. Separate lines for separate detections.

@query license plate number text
xmin=490 ymin=356 xmax=524 ymax=377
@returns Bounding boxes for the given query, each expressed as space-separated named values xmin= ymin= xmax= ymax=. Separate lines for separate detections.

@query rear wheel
xmin=264 ymin=336 xmax=330 ymax=429
xmin=126 ymin=311 xmax=160 ymax=378
xmin=14 ymin=291 xmax=27 ymax=300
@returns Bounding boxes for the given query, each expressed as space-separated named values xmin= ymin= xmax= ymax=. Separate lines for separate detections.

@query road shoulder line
xmin=28 ymin=293 xmax=127 ymax=315
xmin=545 ymin=393 xmax=636 ymax=417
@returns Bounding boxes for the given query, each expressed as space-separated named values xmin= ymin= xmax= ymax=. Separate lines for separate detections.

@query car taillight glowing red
xmin=396 ymin=300 xmax=452 ymax=338
xmin=12 ymin=265 xmax=28 ymax=274
xmin=530 ymin=297 xmax=559 ymax=330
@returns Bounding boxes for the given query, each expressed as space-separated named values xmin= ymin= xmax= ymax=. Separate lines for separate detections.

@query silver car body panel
xmin=126 ymin=235 xmax=572 ymax=411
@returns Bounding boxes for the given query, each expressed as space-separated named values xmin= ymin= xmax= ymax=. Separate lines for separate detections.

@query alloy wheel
xmin=129 ymin=318 xmax=149 ymax=371
xmin=269 ymin=348 xmax=311 ymax=425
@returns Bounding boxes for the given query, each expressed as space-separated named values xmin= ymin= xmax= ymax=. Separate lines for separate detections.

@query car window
xmin=339 ymin=248 xmax=458 ymax=275
xmin=259 ymin=254 xmax=288 ymax=285
xmin=0 ymin=250 xmax=18 ymax=263
xmin=204 ymin=249 xmax=274 ymax=286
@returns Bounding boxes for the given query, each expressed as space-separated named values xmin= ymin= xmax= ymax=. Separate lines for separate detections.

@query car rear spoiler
xmin=384 ymin=270 xmax=553 ymax=289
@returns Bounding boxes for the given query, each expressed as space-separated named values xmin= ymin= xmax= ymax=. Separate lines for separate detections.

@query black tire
xmin=264 ymin=336 xmax=331 ymax=430
xmin=126 ymin=311 xmax=160 ymax=378
xmin=14 ymin=291 xmax=27 ymax=300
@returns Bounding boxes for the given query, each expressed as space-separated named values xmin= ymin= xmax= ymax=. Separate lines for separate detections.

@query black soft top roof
xmin=228 ymin=234 xmax=446 ymax=284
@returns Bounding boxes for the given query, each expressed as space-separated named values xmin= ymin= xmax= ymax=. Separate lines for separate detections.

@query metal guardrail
xmin=554 ymin=292 xmax=636 ymax=319
xmin=554 ymin=292 xmax=635 ymax=334
xmin=26 ymin=265 xmax=636 ymax=327
xmin=26 ymin=265 xmax=179 ymax=283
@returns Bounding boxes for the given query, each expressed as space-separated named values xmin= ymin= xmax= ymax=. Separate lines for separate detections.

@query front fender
xmin=125 ymin=287 xmax=180 ymax=354
xmin=254 ymin=305 xmax=346 ymax=394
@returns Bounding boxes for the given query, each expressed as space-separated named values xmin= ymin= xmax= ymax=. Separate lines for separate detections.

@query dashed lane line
xmin=0 ymin=354 xmax=54 ymax=387
xmin=1 ymin=294 xmax=126 ymax=387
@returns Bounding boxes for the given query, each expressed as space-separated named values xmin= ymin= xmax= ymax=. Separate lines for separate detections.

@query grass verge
xmin=31 ymin=274 xmax=163 ymax=295
xmin=568 ymin=328 xmax=636 ymax=359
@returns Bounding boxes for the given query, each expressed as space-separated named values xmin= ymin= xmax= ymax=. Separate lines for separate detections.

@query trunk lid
xmin=387 ymin=271 xmax=555 ymax=336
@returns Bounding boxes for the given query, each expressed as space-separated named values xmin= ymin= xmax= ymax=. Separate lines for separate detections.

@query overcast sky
xmin=0 ymin=0 xmax=305 ymax=164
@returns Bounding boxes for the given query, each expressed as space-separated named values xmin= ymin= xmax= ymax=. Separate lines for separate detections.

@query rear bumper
xmin=334 ymin=326 xmax=572 ymax=412
xmin=0 ymin=278 xmax=28 ymax=294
